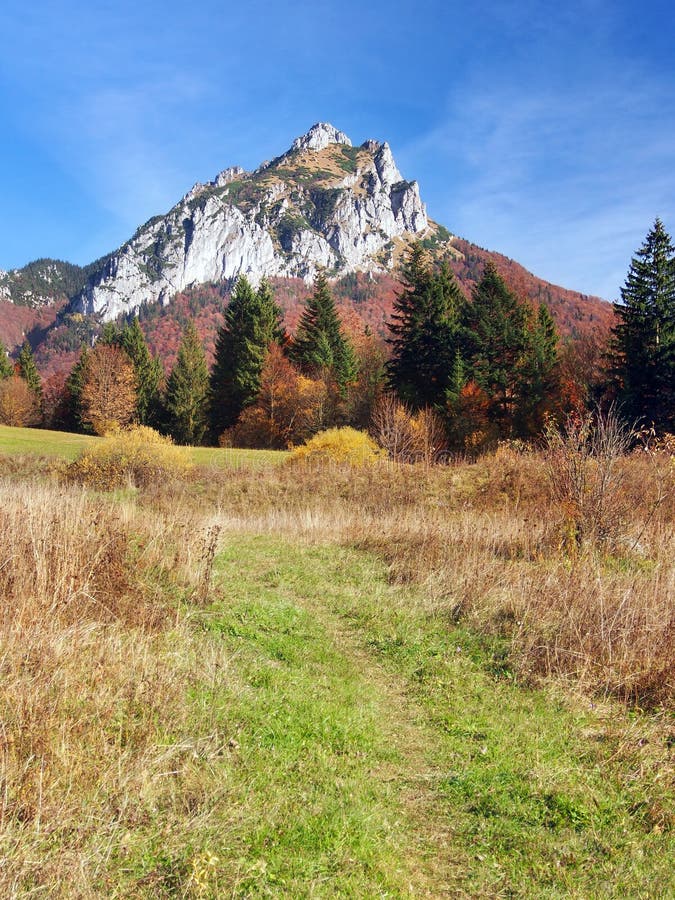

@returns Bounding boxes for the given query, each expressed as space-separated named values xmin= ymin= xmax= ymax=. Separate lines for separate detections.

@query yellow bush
xmin=289 ymin=427 xmax=385 ymax=466
xmin=67 ymin=425 xmax=193 ymax=489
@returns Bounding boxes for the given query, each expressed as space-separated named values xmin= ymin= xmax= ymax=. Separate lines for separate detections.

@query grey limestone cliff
xmin=73 ymin=123 xmax=430 ymax=321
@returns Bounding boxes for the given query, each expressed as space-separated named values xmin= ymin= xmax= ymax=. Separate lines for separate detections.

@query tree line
xmin=1 ymin=219 xmax=673 ymax=448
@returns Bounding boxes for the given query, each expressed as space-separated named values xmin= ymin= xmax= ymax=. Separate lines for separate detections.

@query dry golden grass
xmin=0 ymin=442 xmax=672 ymax=894
xmin=0 ymin=479 xmax=220 ymax=895
xmin=143 ymin=444 xmax=674 ymax=708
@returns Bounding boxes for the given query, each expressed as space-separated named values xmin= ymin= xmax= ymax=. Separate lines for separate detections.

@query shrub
xmin=67 ymin=425 xmax=192 ymax=489
xmin=543 ymin=408 xmax=634 ymax=549
xmin=289 ymin=426 xmax=385 ymax=466
xmin=371 ymin=394 xmax=448 ymax=464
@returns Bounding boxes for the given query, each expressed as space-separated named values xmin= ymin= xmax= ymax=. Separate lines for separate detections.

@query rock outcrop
xmin=73 ymin=123 xmax=431 ymax=321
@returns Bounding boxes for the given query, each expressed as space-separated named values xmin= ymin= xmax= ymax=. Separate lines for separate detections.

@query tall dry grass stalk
xmin=0 ymin=479 xmax=218 ymax=895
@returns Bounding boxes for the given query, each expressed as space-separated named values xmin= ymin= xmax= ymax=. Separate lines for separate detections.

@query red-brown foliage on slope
xmin=450 ymin=239 xmax=615 ymax=338
xmin=0 ymin=301 xmax=63 ymax=355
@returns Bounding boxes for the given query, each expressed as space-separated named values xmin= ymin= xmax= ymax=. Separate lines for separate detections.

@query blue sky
xmin=1 ymin=0 xmax=673 ymax=300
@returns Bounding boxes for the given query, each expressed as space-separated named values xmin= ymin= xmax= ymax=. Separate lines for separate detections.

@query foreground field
xmin=0 ymin=436 xmax=672 ymax=896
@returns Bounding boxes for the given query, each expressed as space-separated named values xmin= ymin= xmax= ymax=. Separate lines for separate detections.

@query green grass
xmin=0 ymin=424 xmax=287 ymax=468
xmin=100 ymin=535 xmax=673 ymax=897
xmin=0 ymin=423 xmax=95 ymax=460
xmin=190 ymin=444 xmax=287 ymax=468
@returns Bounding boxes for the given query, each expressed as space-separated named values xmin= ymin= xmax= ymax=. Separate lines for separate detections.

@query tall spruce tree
xmin=18 ymin=340 xmax=43 ymax=407
xmin=210 ymin=276 xmax=285 ymax=436
xmin=165 ymin=321 xmax=209 ymax=445
xmin=461 ymin=262 xmax=531 ymax=437
xmin=98 ymin=322 xmax=123 ymax=346
xmin=291 ymin=271 xmax=357 ymax=390
xmin=62 ymin=346 xmax=90 ymax=432
xmin=516 ymin=303 xmax=560 ymax=436
xmin=609 ymin=218 xmax=675 ymax=431
xmin=0 ymin=340 xmax=13 ymax=380
xmin=387 ymin=244 xmax=465 ymax=408
xmin=120 ymin=317 xmax=163 ymax=427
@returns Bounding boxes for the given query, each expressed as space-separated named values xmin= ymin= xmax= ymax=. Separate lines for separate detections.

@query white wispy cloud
xmin=397 ymin=66 xmax=675 ymax=298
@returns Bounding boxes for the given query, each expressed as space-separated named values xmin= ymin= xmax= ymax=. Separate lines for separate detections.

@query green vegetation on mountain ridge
xmin=0 ymin=258 xmax=88 ymax=306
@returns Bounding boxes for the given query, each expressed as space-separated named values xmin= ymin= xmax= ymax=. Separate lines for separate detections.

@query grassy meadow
xmin=0 ymin=424 xmax=287 ymax=467
xmin=0 ymin=425 xmax=672 ymax=897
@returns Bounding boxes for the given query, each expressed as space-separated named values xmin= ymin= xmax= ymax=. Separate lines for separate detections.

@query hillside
xmin=0 ymin=258 xmax=89 ymax=307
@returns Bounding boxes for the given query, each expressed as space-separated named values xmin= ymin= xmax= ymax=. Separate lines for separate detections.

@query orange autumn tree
xmin=80 ymin=344 xmax=138 ymax=435
xmin=0 ymin=376 xmax=40 ymax=426
xmin=224 ymin=344 xmax=329 ymax=448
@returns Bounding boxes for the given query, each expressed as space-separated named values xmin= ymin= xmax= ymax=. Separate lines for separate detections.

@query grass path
xmin=6 ymin=521 xmax=669 ymax=896
xmin=178 ymin=535 xmax=673 ymax=898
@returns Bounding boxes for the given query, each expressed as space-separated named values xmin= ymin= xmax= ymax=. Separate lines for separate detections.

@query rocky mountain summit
xmin=74 ymin=123 xmax=431 ymax=321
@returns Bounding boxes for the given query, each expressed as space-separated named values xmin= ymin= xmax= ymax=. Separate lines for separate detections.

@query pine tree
xmin=62 ymin=347 xmax=90 ymax=432
xmin=609 ymin=218 xmax=675 ymax=431
xmin=120 ymin=317 xmax=163 ymax=427
xmin=210 ymin=276 xmax=285 ymax=435
xmin=291 ymin=271 xmax=357 ymax=391
xmin=387 ymin=245 xmax=464 ymax=408
xmin=18 ymin=340 xmax=43 ymax=407
xmin=98 ymin=322 xmax=123 ymax=346
xmin=165 ymin=321 xmax=209 ymax=445
xmin=0 ymin=340 xmax=13 ymax=380
xmin=516 ymin=303 xmax=560 ymax=436
xmin=461 ymin=262 xmax=531 ymax=437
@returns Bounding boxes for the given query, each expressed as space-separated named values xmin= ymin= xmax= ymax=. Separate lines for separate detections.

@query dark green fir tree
xmin=0 ymin=339 xmax=13 ymax=380
xmin=608 ymin=218 xmax=675 ymax=431
xmin=120 ymin=317 xmax=163 ymax=427
xmin=387 ymin=244 xmax=465 ymax=408
xmin=461 ymin=262 xmax=531 ymax=436
xmin=291 ymin=270 xmax=357 ymax=391
xmin=516 ymin=303 xmax=560 ymax=436
xmin=98 ymin=322 xmax=123 ymax=347
xmin=61 ymin=346 xmax=90 ymax=432
xmin=18 ymin=340 xmax=43 ymax=406
xmin=165 ymin=320 xmax=209 ymax=445
xmin=210 ymin=276 xmax=285 ymax=436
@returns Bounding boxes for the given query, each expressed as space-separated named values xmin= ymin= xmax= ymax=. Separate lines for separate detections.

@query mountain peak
xmin=290 ymin=122 xmax=352 ymax=153
xmin=72 ymin=124 xmax=430 ymax=321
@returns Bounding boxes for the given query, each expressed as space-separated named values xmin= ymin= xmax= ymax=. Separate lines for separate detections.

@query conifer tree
xmin=387 ymin=244 xmax=465 ymax=408
xmin=516 ymin=303 xmax=560 ymax=435
xmin=165 ymin=320 xmax=209 ymax=445
xmin=608 ymin=218 xmax=675 ymax=431
xmin=210 ymin=276 xmax=285 ymax=435
xmin=445 ymin=350 xmax=467 ymax=409
xmin=98 ymin=322 xmax=123 ymax=346
xmin=62 ymin=346 xmax=90 ymax=432
xmin=461 ymin=262 xmax=531 ymax=436
xmin=0 ymin=340 xmax=13 ymax=380
xmin=120 ymin=317 xmax=163 ymax=427
xmin=18 ymin=340 xmax=43 ymax=407
xmin=291 ymin=271 xmax=357 ymax=391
